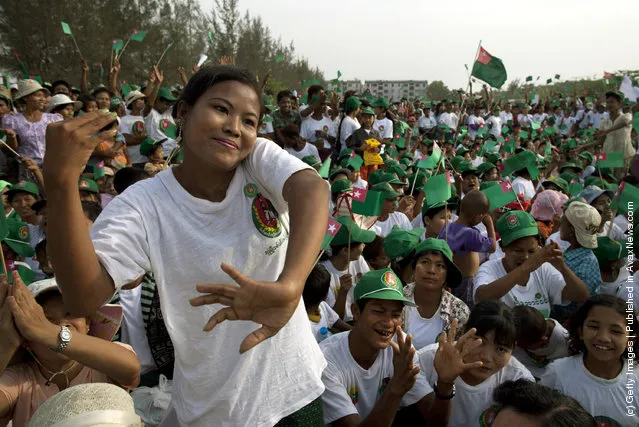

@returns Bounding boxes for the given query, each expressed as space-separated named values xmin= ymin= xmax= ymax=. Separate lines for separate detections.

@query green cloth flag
xmin=394 ymin=137 xmax=406 ymax=149
xmin=471 ymin=47 xmax=507 ymax=89
xmin=337 ymin=70 xmax=342 ymax=78
xmin=160 ymin=122 xmax=178 ymax=139
xmin=555 ymin=74 xmax=560 ymax=79
xmin=568 ymin=179 xmax=584 ymax=197
xmin=352 ymin=190 xmax=385 ymax=216
xmin=321 ymin=217 xmax=342 ymax=250
xmin=482 ymin=180 xmax=518 ymax=210
xmin=131 ymin=29 xmax=146 ymax=42
xmin=112 ymin=39 xmax=124 ymax=51
xmin=526 ymin=76 xmax=533 ymax=82
xmin=519 ymin=131 xmax=529 ymax=140
xmin=531 ymin=121 xmax=541 ymax=130
xmin=317 ymin=157 xmax=331 ymax=179
xmin=613 ymin=182 xmax=639 ymax=214
xmin=343 ymin=154 xmax=363 ymax=170
xmin=424 ymin=172 xmax=451 ymax=205
xmin=595 ymin=152 xmax=624 ymax=168
xmin=275 ymin=52 xmax=285 ymax=63
xmin=502 ymin=138 xmax=515 ymax=154
xmin=631 ymin=117 xmax=639 ymax=134
xmin=6 ymin=262 xmax=35 ymax=286
xmin=98 ymin=63 xmax=104 ymax=80
xmin=208 ymin=31 xmax=214 ymax=46
xmin=121 ymin=83 xmax=133 ymax=98
xmin=546 ymin=78 xmax=552 ymax=84
xmin=61 ymin=22 xmax=72 ymax=35
xmin=416 ymin=142 xmax=442 ymax=169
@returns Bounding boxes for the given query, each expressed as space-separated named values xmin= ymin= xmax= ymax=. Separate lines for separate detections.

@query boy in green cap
xmin=320 ymin=267 xmax=483 ymax=426
xmin=321 ymin=216 xmax=376 ymax=321
xmin=6 ymin=180 xmax=45 ymax=250
xmin=371 ymin=183 xmax=413 ymax=237
xmin=592 ymin=236 xmax=629 ymax=296
xmin=139 ymin=137 xmax=169 ymax=177
xmin=145 ymin=69 xmax=178 ymax=157
xmin=78 ymin=178 xmax=101 ymax=205
xmin=508 ymin=150 xmax=538 ymax=201
xmin=1 ymin=218 xmax=36 ymax=285
xmin=372 ymin=97 xmax=392 ymax=143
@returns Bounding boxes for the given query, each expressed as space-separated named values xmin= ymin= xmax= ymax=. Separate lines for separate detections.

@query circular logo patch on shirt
xmin=594 ymin=416 xmax=622 ymax=427
xmin=159 ymin=119 xmax=170 ymax=130
xmin=133 ymin=121 xmax=146 ymax=136
xmin=382 ymin=271 xmax=398 ymax=289
xmin=379 ymin=125 xmax=385 ymax=132
xmin=535 ymin=293 xmax=542 ymax=299
xmin=323 ymin=125 xmax=329 ymax=132
xmin=251 ymin=194 xmax=281 ymax=238
xmin=243 ymin=183 xmax=258 ymax=198
xmin=18 ymin=226 xmax=29 ymax=240
xmin=478 ymin=405 xmax=500 ymax=427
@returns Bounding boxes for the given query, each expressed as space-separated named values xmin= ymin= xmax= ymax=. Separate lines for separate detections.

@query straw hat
xmin=13 ymin=79 xmax=49 ymax=101
xmin=47 ymin=94 xmax=82 ymax=113
xmin=0 ymin=86 xmax=11 ymax=104
xmin=124 ymin=90 xmax=146 ymax=107
xmin=28 ymin=383 xmax=143 ymax=427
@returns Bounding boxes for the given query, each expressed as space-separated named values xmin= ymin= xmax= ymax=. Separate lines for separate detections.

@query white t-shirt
xmin=405 ymin=303 xmax=444 ymax=350
xmin=340 ymin=116 xmax=360 ymax=148
xmin=560 ymin=116 xmax=576 ymax=135
xmin=90 ymin=138 xmax=325 ymax=427
xmin=512 ymin=318 xmax=569 ymax=378
xmin=284 ymin=143 xmax=320 ymax=162
xmin=474 ymin=258 xmax=566 ymax=318
xmin=546 ymin=232 xmax=571 ymax=252
xmin=485 ymin=115 xmax=502 ymax=137
xmin=310 ymin=301 xmax=340 ymax=343
xmin=145 ymin=108 xmax=178 ymax=156
xmin=419 ymin=114 xmax=436 ymax=130
xmin=541 ymin=355 xmax=639 ymax=427
xmin=373 ymin=212 xmax=413 ymax=237
xmin=616 ymin=272 xmax=637 ymax=303
xmin=301 ymin=116 xmax=337 ymax=149
xmin=467 ymin=115 xmax=485 ymax=140
xmin=512 ymin=176 xmax=537 ymax=201
xmin=517 ymin=113 xmax=533 ymax=128
xmin=258 ymin=117 xmax=274 ymax=136
xmin=373 ymin=117 xmax=393 ymax=140
xmin=499 ymin=111 xmax=513 ymax=125
xmin=320 ymin=331 xmax=433 ymax=424
xmin=320 ymin=256 xmax=370 ymax=322
xmin=600 ymin=267 xmax=630 ymax=296
xmin=592 ymin=111 xmax=609 ymax=129
xmin=418 ymin=343 xmax=534 ymax=427
xmin=118 ymin=286 xmax=158 ymax=374
xmin=354 ymin=177 xmax=368 ymax=189
xmin=119 ymin=114 xmax=148 ymax=164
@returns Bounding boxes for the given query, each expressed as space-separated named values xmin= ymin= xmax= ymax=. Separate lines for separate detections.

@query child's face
xmin=79 ymin=190 xmax=100 ymax=204
xmin=98 ymin=176 xmax=115 ymax=194
xmin=344 ymin=242 xmax=365 ymax=261
xmin=85 ymin=101 xmax=98 ymax=113
xmin=58 ymin=104 xmax=75 ymax=120
xmin=360 ymin=113 xmax=374 ymax=129
xmin=484 ymin=168 xmax=500 ymax=181
xmin=462 ymin=330 xmax=513 ymax=382
xmin=151 ymin=146 xmax=164 ymax=161
xmin=96 ymin=92 xmax=110 ymax=110
xmin=381 ymin=198 xmax=398 ymax=215
xmin=462 ymin=173 xmax=479 ymax=193
xmin=424 ymin=208 xmax=451 ymax=236
xmin=352 ymin=299 xmax=403 ymax=350
xmin=579 ymin=305 xmax=628 ymax=363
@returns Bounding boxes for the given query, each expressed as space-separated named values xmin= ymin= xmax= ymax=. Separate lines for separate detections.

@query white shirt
xmin=512 ymin=176 xmax=537 ymax=201
xmin=485 ymin=115 xmax=502 ymax=137
xmin=284 ymin=143 xmax=320 ymax=161
xmin=592 ymin=111 xmax=609 ymax=129
xmin=258 ymin=116 xmax=274 ymax=136
xmin=449 ymin=113 xmax=459 ymax=130
xmin=512 ymin=318 xmax=569 ymax=378
xmin=419 ymin=113 xmax=436 ymax=130
xmin=373 ymin=212 xmax=413 ymax=237
xmin=310 ymin=301 xmax=340 ymax=343
xmin=499 ymin=111 xmax=513 ymax=125
xmin=145 ymin=108 xmax=178 ymax=157
xmin=119 ymin=114 xmax=149 ymax=164
xmin=118 ymin=286 xmax=158 ymax=374
xmin=91 ymin=138 xmax=325 ymax=427
xmin=546 ymin=232 xmax=571 ymax=252
xmin=373 ymin=117 xmax=393 ymax=140
xmin=560 ymin=116 xmax=576 ymax=136
xmin=517 ymin=113 xmax=533 ymax=128
xmin=467 ymin=115 xmax=485 ymax=140
xmin=600 ymin=267 xmax=630 ymax=296
xmin=616 ymin=271 xmax=637 ymax=303
xmin=301 ymin=115 xmax=337 ymax=149
xmin=340 ymin=116 xmax=360 ymax=147
xmin=474 ymin=258 xmax=566 ymax=318
xmin=321 ymin=256 xmax=370 ymax=322
xmin=405 ymin=303 xmax=444 ymax=350
xmin=580 ymin=110 xmax=594 ymax=129
xmin=320 ymin=332 xmax=433 ymax=424
xmin=418 ymin=343 xmax=534 ymax=427
xmin=541 ymin=355 xmax=638 ymax=427
xmin=354 ymin=177 xmax=368 ymax=189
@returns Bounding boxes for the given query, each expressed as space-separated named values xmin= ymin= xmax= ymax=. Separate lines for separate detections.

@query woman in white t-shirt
xmin=418 ymin=300 xmax=535 ymax=427
xmin=338 ymin=96 xmax=361 ymax=153
xmin=474 ymin=211 xmax=589 ymax=318
xmin=42 ymin=65 xmax=328 ymax=426
xmin=541 ymin=295 xmax=639 ymax=427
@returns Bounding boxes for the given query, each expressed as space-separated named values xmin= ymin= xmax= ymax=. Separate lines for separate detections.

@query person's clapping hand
xmin=7 ymin=272 xmax=59 ymax=344
xmin=0 ymin=275 xmax=21 ymax=353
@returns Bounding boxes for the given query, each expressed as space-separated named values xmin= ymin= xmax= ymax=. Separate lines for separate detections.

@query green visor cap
xmin=413 ymin=238 xmax=462 ymax=288
xmin=559 ymin=162 xmax=583 ymax=172
xmin=370 ymin=182 xmax=402 ymax=200
xmin=360 ymin=106 xmax=375 ymax=116
xmin=541 ymin=177 xmax=569 ymax=194
xmin=139 ymin=137 xmax=167 ymax=157
xmin=370 ymin=172 xmax=404 ymax=186
xmin=302 ymin=155 xmax=321 ymax=167
xmin=331 ymin=178 xmax=352 ymax=194
xmin=78 ymin=178 xmax=99 ymax=193
xmin=383 ymin=227 xmax=424 ymax=260
xmin=157 ymin=87 xmax=177 ymax=101
xmin=496 ymin=210 xmax=539 ymax=247
xmin=6 ymin=181 xmax=39 ymax=199
xmin=592 ymin=237 xmax=628 ymax=263
xmin=477 ymin=162 xmax=497 ymax=177
xmin=331 ymin=216 xmax=376 ymax=247
xmin=3 ymin=219 xmax=34 ymax=258
xmin=354 ymin=268 xmax=415 ymax=306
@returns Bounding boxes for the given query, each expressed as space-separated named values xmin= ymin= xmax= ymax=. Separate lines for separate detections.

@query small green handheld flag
xmin=275 ymin=52 xmax=285 ymax=63
xmin=131 ymin=29 xmax=146 ymax=42
xmin=61 ymin=22 xmax=72 ymax=35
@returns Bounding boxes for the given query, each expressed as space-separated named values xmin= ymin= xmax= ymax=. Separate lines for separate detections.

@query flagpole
xmin=116 ymin=37 xmax=132 ymax=61
xmin=410 ymin=172 xmax=419 ymax=195
xmin=156 ymin=42 xmax=174 ymax=67
xmin=466 ymin=40 xmax=482 ymax=94
xmin=70 ymin=34 xmax=84 ymax=60
xmin=607 ymin=208 xmax=617 ymax=238
xmin=0 ymin=140 xmax=21 ymax=158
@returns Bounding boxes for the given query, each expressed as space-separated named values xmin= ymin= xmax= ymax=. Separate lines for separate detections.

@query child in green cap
xmin=592 ymin=237 xmax=629 ymax=296
xmin=371 ymin=183 xmax=413 ymax=237
xmin=320 ymin=268 xmax=482 ymax=426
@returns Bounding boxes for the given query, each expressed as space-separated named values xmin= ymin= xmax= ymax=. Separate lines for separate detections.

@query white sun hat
xmin=13 ymin=79 xmax=49 ymax=101
xmin=47 ymin=94 xmax=82 ymax=113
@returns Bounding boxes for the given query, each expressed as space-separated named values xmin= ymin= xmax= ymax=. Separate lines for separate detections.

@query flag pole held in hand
xmin=156 ymin=41 xmax=174 ymax=67
xmin=61 ymin=22 xmax=84 ymax=60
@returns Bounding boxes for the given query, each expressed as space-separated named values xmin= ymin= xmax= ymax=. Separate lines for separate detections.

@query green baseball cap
xmin=331 ymin=178 xmax=352 ymax=194
xmin=3 ymin=218 xmax=34 ymax=258
xmin=592 ymin=237 xmax=628 ymax=263
xmin=0 ymin=181 xmax=12 ymax=192
xmin=344 ymin=96 xmax=361 ymax=112
xmin=477 ymin=162 xmax=497 ymax=178
xmin=387 ymin=164 xmax=408 ymax=179
xmin=370 ymin=172 xmax=404 ymax=186
xmin=459 ymin=161 xmax=479 ymax=176
xmin=496 ymin=210 xmax=539 ymax=247
xmin=329 ymin=167 xmax=350 ymax=180
xmin=559 ymin=172 xmax=579 ymax=185
xmin=413 ymin=238 xmax=462 ymax=288
xmin=360 ymin=106 xmax=375 ymax=116
xmin=370 ymin=182 xmax=401 ymax=200
xmin=139 ymin=136 xmax=167 ymax=157
xmin=78 ymin=178 xmax=99 ymax=194
xmin=541 ymin=177 xmax=569 ymax=194
xmin=371 ymin=97 xmax=390 ymax=109
xmin=331 ymin=216 xmax=376 ymax=247
xmin=157 ymin=87 xmax=177 ymax=102
xmin=354 ymin=268 xmax=415 ymax=306
xmin=480 ymin=181 xmax=499 ymax=191
xmin=302 ymin=155 xmax=321 ymax=167
xmin=559 ymin=162 xmax=583 ymax=172
xmin=485 ymin=153 xmax=502 ymax=164
xmin=383 ymin=227 xmax=424 ymax=260
xmin=6 ymin=181 xmax=40 ymax=199
xmin=578 ymin=152 xmax=593 ymax=163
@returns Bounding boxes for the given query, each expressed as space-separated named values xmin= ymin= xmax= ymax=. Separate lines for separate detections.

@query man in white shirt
xmin=300 ymin=99 xmax=337 ymax=150
xmin=467 ymin=106 xmax=485 ymax=140
xmin=486 ymin=106 xmax=502 ymax=138
xmin=419 ymin=105 xmax=436 ymax=134
xmin=591 ymin=104 xmax=609 ymax=129
xmin=372 ymin=97 xmax=393 ymax=143
xmin=144 ymin=87 xmax=178 ymax=157
xmin=517 ymin=105 xmax=533 ymax=128
xmin=370 ymin=183 xmax=413 ymax=236
xmin=499 ymin=103 xmax=514 ymax=126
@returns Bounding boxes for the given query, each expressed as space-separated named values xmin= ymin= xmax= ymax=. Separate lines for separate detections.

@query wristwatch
xmin=53 ymin=326 xmax=72 ymax=353
xmin=433 ymin=381 xmax=456 ymax=400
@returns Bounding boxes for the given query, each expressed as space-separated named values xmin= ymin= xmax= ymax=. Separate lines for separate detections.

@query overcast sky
xmin=199 ymin=0 xmax=639 ymax=89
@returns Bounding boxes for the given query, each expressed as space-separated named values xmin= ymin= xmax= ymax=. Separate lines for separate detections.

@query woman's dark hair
xmin=569 ymin=294 xmax=636 ymax=359
xmin=51 ymin=80 xmax=71 ymax=93
xmin=92 ymin=87 xmax=110 ymax=97
xmin=492 ymin=380 xmax=596 ymax=427
xmin=276 ymin=90 xmax=294 ymax=104
xmin=113 ymin=167 xmax=149 ymax=195
xmin=307 ymin=85 xmax=324 ymax=100
xmin=362 ymin=236 xmax=385 ymax=263
xmin=302 ymin=264 xmax=331 ymax=309
xmin=465 ymin=300 xmax=517 ymax=349
xmin=81 ymin=201 xmax=103 ymax=223
xmin=172 ymin=65 xmax=263 ymax=120
xmin=512 ymin=306 xmax=547 ymax=348
xmin=422 ymin=204 xmax=450 ymax=220
xmin=52 ymin=103 xmax=72 ymax=114
xmin=78 ymin=94 xmax=96 ymax=111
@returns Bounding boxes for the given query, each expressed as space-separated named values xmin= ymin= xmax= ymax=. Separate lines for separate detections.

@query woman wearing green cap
xmin=337 ymin=96 xmax=361 ymax=153
xmin=43 ymin=66 xmax=329 ymax=426
xmin=402 ymin=239 xmax=468 ymax=350
xmin=474 ymin=211 xmax=589 ymax=318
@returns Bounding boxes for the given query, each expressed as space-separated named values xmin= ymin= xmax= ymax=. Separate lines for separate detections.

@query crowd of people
xmin=0 ymin=57 xmax=637 ymax=427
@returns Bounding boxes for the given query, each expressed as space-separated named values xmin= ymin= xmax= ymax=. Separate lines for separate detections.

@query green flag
xmin=568 ymin=179 xmax=584 ymax=197
xmin=342 ymin=154 xmax=363 ymax=170
xmin=417 ymin=142 xmax=442 ymax=169
xmin=275 ymin=52 xmax=285 ymax=63
xmin=160 ymin=122 xmax=178 ymax=139
xmin=98 ymin=62 xmax=104 ymax=80
xmin=482 ymin=180 xmax=518 ymax=210
xmin=321 ymin=217 xmax=342 ymax=250
xmin=501 ymin=138 xmax=515 ymax=154
xmin=471 ymin=47 xmax=507 ymax=89
xmin=531 ymin=121 xmax=541 ymax=130
xmin=317 ymin=157 xmax=331 ymax=179
xmin=546 ymin=78 xmax=552 ymax=84
xmin=112 ymin=39 xmax=124 ymax=51
xmin=424 ymin=172 xmax=451 ymax=205
xmin=61 ymin=21 xmax=72 ymax=35
xmin=632 ymin=116 xmax=639 ymax=134
xmin=6 ymin=262 xmax=35 ymax=286
xmin=337 ymin=70 xmax=342 ymax=78
xmin=352 ymin=190 xmax=385 ymax=216
xmin=526 ymin=76 xmax=533 ymax=82
xmin=613 ymin=182 xmax=639 ymax=214
xmin=131 ymin=29 xmax=146 ymax=42
xmin=555 ymin=74 xmax=560 ymax=79
xmin=208 ymin=31 xmax=214 ymax=46
xmin=595 ymin=152 xmax=624 ymax=169
xmin=394 ymin=137 xmax=406 ymax=149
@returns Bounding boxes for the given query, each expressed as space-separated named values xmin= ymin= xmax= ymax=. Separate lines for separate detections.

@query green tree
xmin=427 ymin=80 xmax=451 ymax=101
